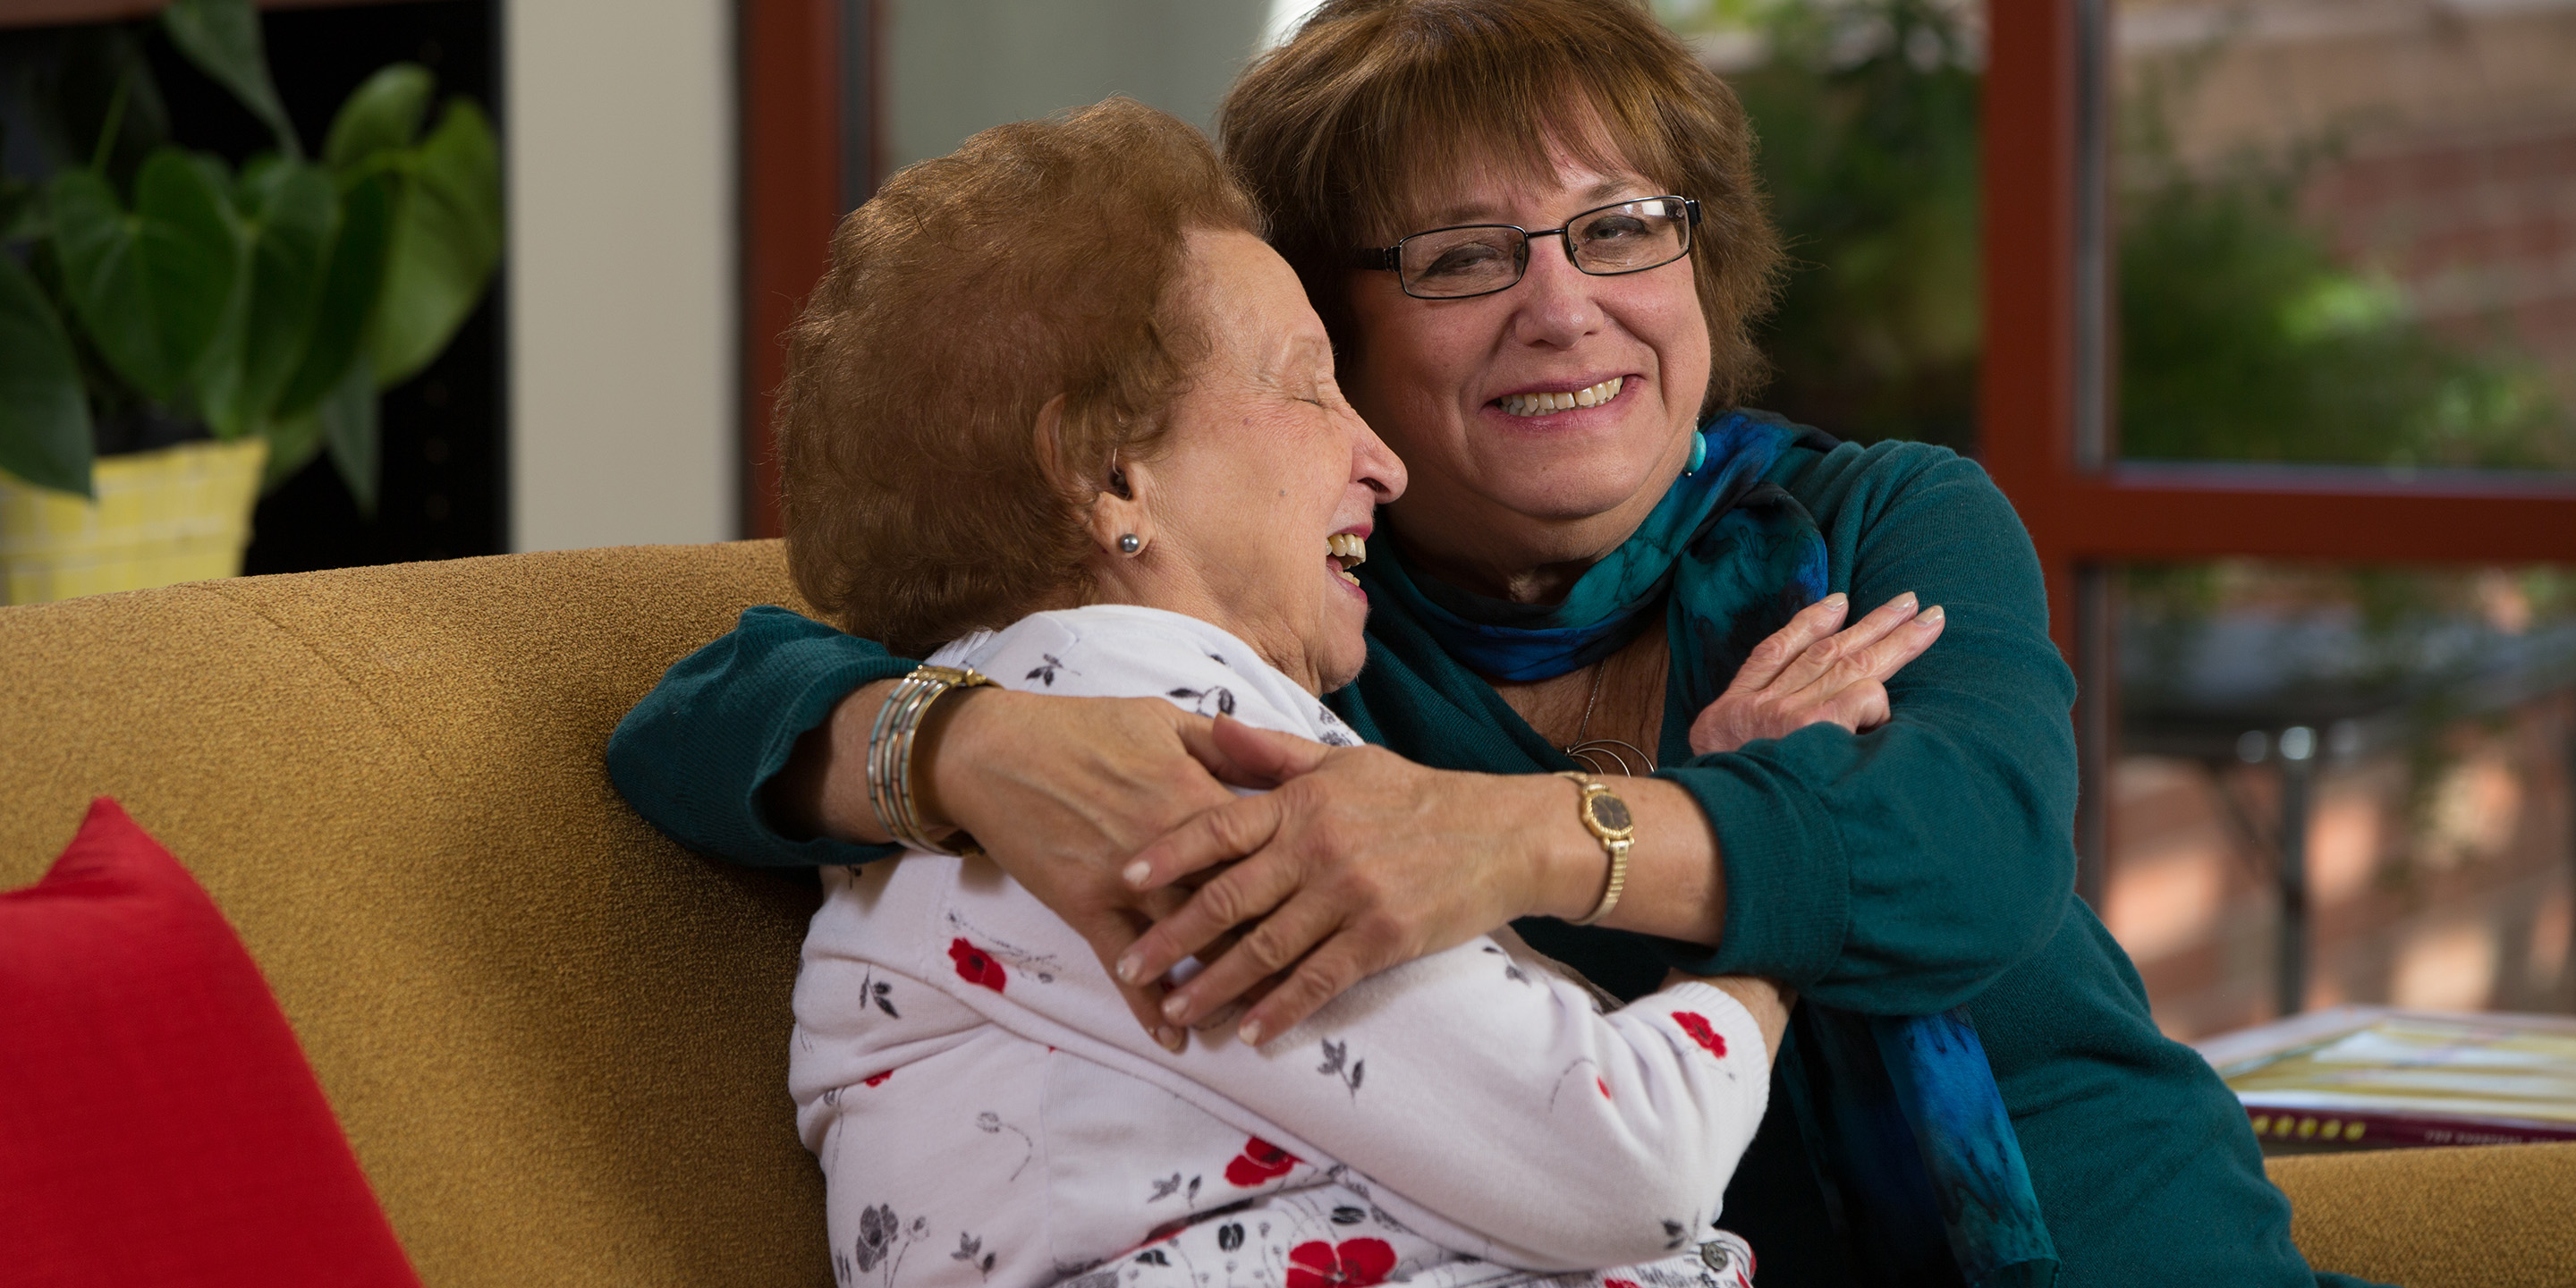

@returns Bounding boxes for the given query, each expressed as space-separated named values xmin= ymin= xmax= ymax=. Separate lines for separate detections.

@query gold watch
xmin=1557 ymin=771 xmax=1634 ymax=926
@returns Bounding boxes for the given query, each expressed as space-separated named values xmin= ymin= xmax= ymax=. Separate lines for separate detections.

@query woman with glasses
xmin=614 ymin=3 xmax=2360 ymax=1286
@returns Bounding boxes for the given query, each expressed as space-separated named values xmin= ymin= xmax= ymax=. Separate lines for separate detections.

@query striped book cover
xmin=2191 ymin=1006 xmax=2576 ymax=1155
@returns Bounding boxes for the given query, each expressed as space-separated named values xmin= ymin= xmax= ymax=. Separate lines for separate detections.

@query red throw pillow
xmin=0 ymin=798 xmax=422 ymax=1288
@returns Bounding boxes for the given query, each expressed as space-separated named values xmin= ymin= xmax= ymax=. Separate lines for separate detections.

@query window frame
xmin=1979 ymin=0 xmax=2576 ymax=902
xmin=739 ymin=0 xmax=858 ymax=541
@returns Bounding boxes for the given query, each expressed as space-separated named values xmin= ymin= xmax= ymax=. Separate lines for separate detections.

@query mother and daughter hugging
xmin=607 ymin=4 xmax=2380 ymax=1288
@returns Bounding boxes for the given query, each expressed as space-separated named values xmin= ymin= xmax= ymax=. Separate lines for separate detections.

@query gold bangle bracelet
xmin=866 ymin=665 xmax=996 ymax=856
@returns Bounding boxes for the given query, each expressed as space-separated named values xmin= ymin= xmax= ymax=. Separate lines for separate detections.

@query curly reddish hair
xmin=778 ymin=98 xmax=1263 ymax=657
xmin=1219 ymin=0 xmax=1784 ymax=415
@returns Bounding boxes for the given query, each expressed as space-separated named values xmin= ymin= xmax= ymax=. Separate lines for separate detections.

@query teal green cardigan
xmin=608 ymin=436 xmax=2368 ymax=1288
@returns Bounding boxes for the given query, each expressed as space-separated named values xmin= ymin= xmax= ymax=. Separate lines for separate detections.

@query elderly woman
xmin=614 ymin=3 xmax=2369 ymax=1286
xmin=782 ymin=98 xmax=1782 ymax=1287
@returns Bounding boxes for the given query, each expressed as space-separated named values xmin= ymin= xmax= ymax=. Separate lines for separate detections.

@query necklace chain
xmin=1562 ymin=657 xmax=1657 ymax=776
xmin=1572 ymin=658 xmax=1609 ymax=745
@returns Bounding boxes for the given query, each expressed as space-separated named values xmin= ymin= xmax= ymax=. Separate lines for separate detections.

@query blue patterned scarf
xmin=1376 ymin=411 xmax=2058 ymax=1288
xmin=1370 ymin=412 xmax=1826 ymax=684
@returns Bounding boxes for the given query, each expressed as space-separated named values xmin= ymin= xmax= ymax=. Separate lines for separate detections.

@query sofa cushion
xmin=0 ymin=543 xmax=829 ymax=1287
xmin=0 ymin=797 xmax=422 ymax=1288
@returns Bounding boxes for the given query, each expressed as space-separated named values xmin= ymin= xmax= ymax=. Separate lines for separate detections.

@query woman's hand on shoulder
xmin=1114 ymin=718 xmax=1571 ymax=1046
xmin=1687 ymin=591 xmax=1945 ymax=757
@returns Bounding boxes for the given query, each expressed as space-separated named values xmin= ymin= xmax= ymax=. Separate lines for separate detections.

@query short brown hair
xmin=779 ymin=98 xmax=1263 ymax=656
xmin=1220 ymin=0 xmax=1782 ymax=414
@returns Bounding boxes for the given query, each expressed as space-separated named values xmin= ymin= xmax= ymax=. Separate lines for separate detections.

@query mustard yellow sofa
xmin=1 ymin=543 xmax=2568 ymax=1287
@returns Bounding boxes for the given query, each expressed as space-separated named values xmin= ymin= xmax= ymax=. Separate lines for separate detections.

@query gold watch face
xmin=1584 ymin=792 xmax=1634 ymax=835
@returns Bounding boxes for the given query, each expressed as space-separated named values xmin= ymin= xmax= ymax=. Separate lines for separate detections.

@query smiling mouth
xmin=1326 ymin=531 xmax=1368 ymax=585
xmin=1496 ymin=377 xmax=1624 ymax=418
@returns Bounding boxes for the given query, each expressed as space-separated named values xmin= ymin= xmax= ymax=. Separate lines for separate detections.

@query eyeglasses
xmin=1354 ymin=196 xmax=1701 ymax=300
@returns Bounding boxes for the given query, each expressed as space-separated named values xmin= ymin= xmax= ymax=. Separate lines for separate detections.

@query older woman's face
xmin=1342 ymin=142 xmax=1711 ymax=584
xmin=1102 ymin=229 xmax=1405 ymax=694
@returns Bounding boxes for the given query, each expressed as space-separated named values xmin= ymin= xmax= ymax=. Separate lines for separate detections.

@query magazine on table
xmin=2191 ymin=1006 xmax=2576 ymax=1154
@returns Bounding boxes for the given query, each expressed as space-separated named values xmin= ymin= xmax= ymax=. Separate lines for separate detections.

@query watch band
xmin=1556 ymin=770 xmax=1634 ymax=926
xmin=867 ymin=664 xmax=997 ymax=857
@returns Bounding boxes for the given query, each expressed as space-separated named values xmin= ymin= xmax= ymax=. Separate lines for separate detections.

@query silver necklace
xmin=1563 ymin=657 xmax=1658 ymax=776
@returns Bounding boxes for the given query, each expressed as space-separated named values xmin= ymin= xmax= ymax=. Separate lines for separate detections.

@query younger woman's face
xmin=1341 ymin=141 xmax=1711 ymax=593
xmin=1090 ymin=229 xmax=1406 ymax=694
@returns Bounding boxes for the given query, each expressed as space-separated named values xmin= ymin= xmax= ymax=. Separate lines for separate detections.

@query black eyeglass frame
xmin=1353 ymin=196 xmax=1703 ymax=300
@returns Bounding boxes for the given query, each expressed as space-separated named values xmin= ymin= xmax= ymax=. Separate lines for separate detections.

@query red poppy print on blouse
xmin=1284 ymin=1238 xmax=1396 ymax=1288
xmin=948 ymin=938 xmax=1007 ymax=993
xmin=1674 ymin=1012 xmax=1728 ymax=1059
xmin=1223 ymin=1136 xmax=1299 ymax=1187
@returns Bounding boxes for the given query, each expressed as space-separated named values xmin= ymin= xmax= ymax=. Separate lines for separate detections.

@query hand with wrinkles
xmin=1115 ymin=729 xmax=1572 ymax=1046
xmin=1689 ymin=590 xmax=1943 ymax=755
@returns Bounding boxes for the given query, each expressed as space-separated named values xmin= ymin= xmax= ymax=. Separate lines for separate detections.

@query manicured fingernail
xmin=1824 ymin=592 xmax=1847 ymax=610
xmin=1156 ymin=1026 xmax=1184 ymax=1053
xmin=1918 ymin=605 xmax=1945 ymax=627
xmin=1896 ymin=590 xmax=1918 ymax=609
xmin=1123 ymin=860 xmax=1152 ymax=888
xmin=1161 ymin=995 xmax=1191 ymax=1022
xmin=1238 ymin=1018 xmax=1265 ymax=1046
xmin=1116 ymin=953 xmax=1145 ymax=984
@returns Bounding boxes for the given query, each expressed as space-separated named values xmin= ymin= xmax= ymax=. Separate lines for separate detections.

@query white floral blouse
xmin=791 ymin=606 xmax=1768 ymax=1288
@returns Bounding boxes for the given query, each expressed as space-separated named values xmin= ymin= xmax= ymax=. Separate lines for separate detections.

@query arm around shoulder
xmin=607 ymin=605 xmax=919 ymax=868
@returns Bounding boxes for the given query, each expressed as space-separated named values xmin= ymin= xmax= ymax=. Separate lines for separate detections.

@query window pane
xmin=1657 ymin=0 xmax=1986 ymax=455
xmin=2108 ymin=561 xmax=2576 ymax=1039
xmin=880 ymin=2 xmax=1272 ymax=172
xmin=2113 ymin=0 xmax=2576 ymax=471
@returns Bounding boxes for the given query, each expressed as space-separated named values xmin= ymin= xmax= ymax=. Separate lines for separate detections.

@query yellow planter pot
xmin=0 ymin=438 xmax=268 ymax=606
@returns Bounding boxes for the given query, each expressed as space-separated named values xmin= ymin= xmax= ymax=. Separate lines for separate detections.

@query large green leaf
xmin=0 ymin=251 xmax=96 ymax=496
xmin=320 ymin=352 xmax=378 ymax=514
xmin=48 ymin=149 xmax=241 ymax=407
xmin=325 ymin=64 xmax=432 ymax=173
xmin=275 ymin=172 xmax=392 ymax=419
xmin=162 ymin=0 xmax=301 ymax=160
xmin=232 ymin=151 xmax=290 ymax=209
xmin=198 ymin=158 xmax=335 ymax=440
xmin=370 ymin=100 xmax=501 ymax=388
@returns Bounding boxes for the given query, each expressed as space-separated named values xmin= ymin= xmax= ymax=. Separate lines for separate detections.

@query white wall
xmin=505 ymin=0 xmax=735 ymax=551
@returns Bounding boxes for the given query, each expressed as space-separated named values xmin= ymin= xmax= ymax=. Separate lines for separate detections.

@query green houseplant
xmin=0 ymin=0 xmax=498 ymax=601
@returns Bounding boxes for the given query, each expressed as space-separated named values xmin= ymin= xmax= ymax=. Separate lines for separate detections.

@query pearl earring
xmin=1117 ymin=533 xmax=1141 ymax=555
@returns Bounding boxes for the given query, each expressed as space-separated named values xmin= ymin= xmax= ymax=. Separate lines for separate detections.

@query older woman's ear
xmin=1037 ymin=393 xmax=1157 ymax=559
xmin=1086 ymin=461 xmax=1157 ymax=558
